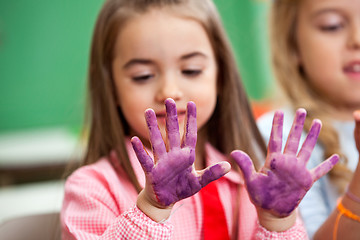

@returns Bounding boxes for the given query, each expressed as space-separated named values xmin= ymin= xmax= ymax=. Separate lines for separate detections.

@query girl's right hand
xmin=131 ymin=99 xmax=230 ymax=216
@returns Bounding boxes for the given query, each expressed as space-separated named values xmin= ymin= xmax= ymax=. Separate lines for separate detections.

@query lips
xmin=155 ymin=110 xmax=186 ymax=119
xmin=155 ymin=110 xmax=186 ymax=127
xmin=344 ymin=61 xmax=360 ymax=73
xmin=155 ymin=112 xmax=166 ymax=119
xmin=343 ymin=61 xmax=360 ymax=81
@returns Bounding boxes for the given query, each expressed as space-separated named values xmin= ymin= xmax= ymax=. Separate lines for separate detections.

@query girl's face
xmin=112 ymin=9 xmax=217 ymax=145
xmin=296 ymin=0 xmax=360 ymax=112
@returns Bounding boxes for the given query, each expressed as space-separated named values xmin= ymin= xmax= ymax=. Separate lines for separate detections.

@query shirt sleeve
xmin=61 ymin=166 xmax=173 ymax=240
xmin=101 ymin=206 xmax=173 ymax=240
xmin=254 ymin=216 xmax=309 ymax=240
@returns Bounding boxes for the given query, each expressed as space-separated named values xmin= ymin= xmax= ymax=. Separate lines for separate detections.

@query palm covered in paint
xmin=131 ymin=99 xmax=230 ymax=207
xmin=231 ymin=109 xmax=339 ymax=217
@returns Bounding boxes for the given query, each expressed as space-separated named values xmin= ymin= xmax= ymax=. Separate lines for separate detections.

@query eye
xmin=319 ymin=23 xmax=344 ymax=32
xmin=182 ymin=69 xmax=202 ymax=77
xmin=132 ymin=74 xmax=154 ymax=83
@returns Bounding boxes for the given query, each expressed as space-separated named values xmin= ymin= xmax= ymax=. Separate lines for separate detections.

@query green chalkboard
xmin=0 ymin=0 xmax=272 ymax=133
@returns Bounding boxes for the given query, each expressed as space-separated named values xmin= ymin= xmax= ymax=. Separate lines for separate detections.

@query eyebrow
xmin=123 ymin=59 xmax=153 ymax=69
xmin=180 ymin=51 xmax=208 ymax=60
xmin=122 ymin=52 xmax=208 ymax=69
xmin=311 ymin=8 xmax=342 ymax=19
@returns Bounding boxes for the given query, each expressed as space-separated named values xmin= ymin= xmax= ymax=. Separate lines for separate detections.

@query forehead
xmin=299 ymin=0 xmax=360 ymax=13
xmin=113 ymin=8 xmax=212 ymax=59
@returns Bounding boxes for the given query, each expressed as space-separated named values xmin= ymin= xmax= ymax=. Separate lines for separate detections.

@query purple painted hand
xmin=131 ymin=98 xmax=230 ymax=207
xmin=231 ymin=109 xmax=339 ymax=217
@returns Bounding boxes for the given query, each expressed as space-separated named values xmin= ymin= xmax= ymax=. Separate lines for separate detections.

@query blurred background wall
xmin=0 ymin=1 xmax=103 ymax=133
xmin=0 ymin=0 xmax=273 ymax=223
xmin=0 ymin=0 xmax=272 ymax=134
xmin=216 ymin=0 xmax=273 ymax=101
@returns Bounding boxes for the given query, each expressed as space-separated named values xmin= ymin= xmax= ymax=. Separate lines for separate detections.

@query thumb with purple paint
xmin=231 ymin=108 xmax=339 ymax=231
xmin=132 ymin=98 xmax=231 ymax=222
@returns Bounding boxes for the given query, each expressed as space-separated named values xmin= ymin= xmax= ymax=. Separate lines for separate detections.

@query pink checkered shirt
xmin=61 ymin=140 xmax=308 ymax=239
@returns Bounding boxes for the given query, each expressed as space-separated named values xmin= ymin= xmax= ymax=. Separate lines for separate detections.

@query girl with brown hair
xmin=61 ymin=0 xmax=337 ymax=239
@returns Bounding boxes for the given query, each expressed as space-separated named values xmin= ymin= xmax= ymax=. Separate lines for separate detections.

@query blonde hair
xmin=269 ymin=0 xmax=352 ymax=193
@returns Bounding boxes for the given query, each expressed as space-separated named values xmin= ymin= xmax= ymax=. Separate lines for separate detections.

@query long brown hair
xmin=83 ymin=0 xmax=266 ymax=215
xmin=269 ymin=0 xmax=352 ymax=193
xmin=80 ymin=1 xmax=267 ymax=238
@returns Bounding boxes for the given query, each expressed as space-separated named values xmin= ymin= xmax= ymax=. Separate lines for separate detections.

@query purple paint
xmin=131 ymin=98 xmax=229 ymax=206
xmin=311 ymin=154 xmax=339 ymax=182
xmin=165 ymin=99 xmax=181 ymax=149
xmin=268 ymin=111 xmax=284 ymax=154
xmin=145 ymin=109 xmax=166 ymax=160
xmin=131 ymin=137 xmax=154 ymax=173
xmin=297 ymin=119 xmax=321 ymax=164
xmin=232 ymin=109 xmax=338 ymax=217
xmin=199 ymin=163 xmax=226 ymax=187
xmin=182 ymin=101 xmax=197 ymax=148
xmin=284 ymin=109 xmax=306 ymax=155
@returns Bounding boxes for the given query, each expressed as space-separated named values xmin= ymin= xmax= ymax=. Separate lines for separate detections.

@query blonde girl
xmin=257 ymin=0 xmax=360 ymax=239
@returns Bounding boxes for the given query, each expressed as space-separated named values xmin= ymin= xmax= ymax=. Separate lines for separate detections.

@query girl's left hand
xmin=131 ymin=98 xmax=230 ymax=208
xmin=231 ymin=109 xmax=339 ymax=217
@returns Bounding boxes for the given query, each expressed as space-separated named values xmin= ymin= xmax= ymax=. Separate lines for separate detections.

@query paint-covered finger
xmin=131 ymin=136 xmax=154 ymax=174
xmin=284 ymin=108 xmax=306 ymax=155
xmin=268 ymin=111 xmax=284 ymax=155
xmin=311 ymin=154 xmax=339 ymax=182
xmin=165 ymin=98 xmax=181 ymax=150
xmin=182 ymin=101 xmax=197 ymax=149
xmin=198 ymin=162 xmax=231 ymax=187
xmin=297 ymin=119 xmax=321 ymax=164
xmin=145 ymin=109 xmax=166 ymax=160
xmin=231 ymin=150 xmax=256 ymax=182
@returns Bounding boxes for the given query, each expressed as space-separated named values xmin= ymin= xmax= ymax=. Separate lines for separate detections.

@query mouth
xmin=344 ymin=62 xmax=360 ymax=72
xmin=155 ymin=110 xmax=186 ymax=121
xmin=343 ymin=61 xmax=360 ymax=80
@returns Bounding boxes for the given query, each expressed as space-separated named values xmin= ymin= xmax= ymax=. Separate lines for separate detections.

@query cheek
xmin=299 ymin=44 xmax=339 ymax=86
xmin=118 ymin=95 xmax=149 ymax=139
xmin=197 ymin=101 xmax=216 ymax=130
xmin=192 ymin=87 xmax=217 ymax=129
xmin=298 ymin=35 xmax=340 ymax=78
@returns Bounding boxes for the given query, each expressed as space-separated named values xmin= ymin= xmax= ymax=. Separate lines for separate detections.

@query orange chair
xmin=252 ymin=101 xmax=271 ymax=119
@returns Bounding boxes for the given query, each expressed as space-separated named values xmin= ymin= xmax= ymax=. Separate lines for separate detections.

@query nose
xmin=155 ymin=75 xmax=183 ymax=103
xmin=347 ymin=22 xmax=360 ymax=50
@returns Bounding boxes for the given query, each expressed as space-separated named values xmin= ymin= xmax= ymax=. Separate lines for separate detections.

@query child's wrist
xmin=341 ymin=192 xmax=360 ymax=216
xmin=257 ymin=209 xmax=297 ymax=232
xmin=136 ymin=189 xmax=173 ymax=223
xmin=345 ymin=189 xmax=360 ymax=204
